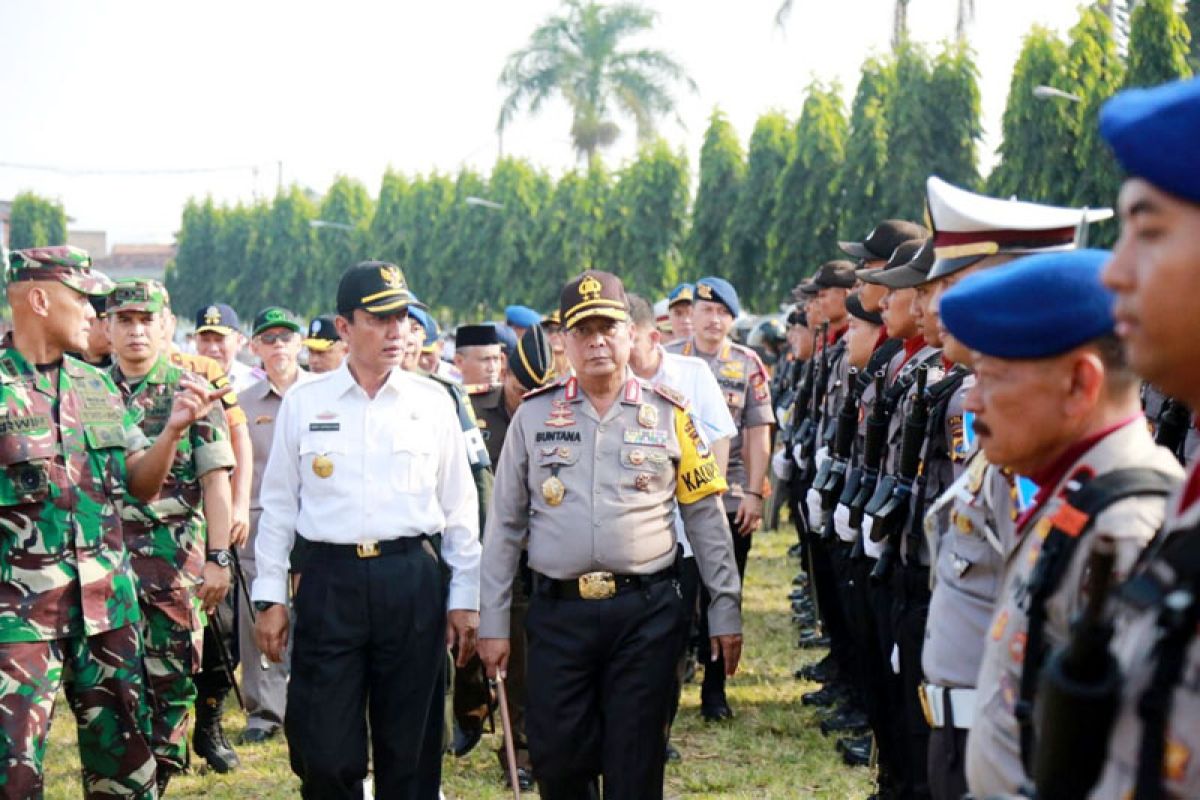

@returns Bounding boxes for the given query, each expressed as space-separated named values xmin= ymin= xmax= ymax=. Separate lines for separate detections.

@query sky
xmin=0 ymin=0 xmax=1088 ymax=247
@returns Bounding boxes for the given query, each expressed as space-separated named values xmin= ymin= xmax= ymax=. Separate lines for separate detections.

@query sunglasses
xmin=257 ymin=330 xmax=296 ymax=345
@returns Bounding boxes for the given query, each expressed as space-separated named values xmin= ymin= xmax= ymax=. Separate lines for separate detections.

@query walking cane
xmin=491 ymin=673 xmax=522 ymax=800
xmin=230 ymin=548 xmax=270 ymax=671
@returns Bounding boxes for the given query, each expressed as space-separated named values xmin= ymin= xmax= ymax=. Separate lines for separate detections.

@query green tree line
xmin=115 ymin=1 xmax=1200 ymax=320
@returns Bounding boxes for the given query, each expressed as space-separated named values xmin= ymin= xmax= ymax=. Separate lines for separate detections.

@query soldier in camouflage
xmin=105 ymin=279 xmax=237 ymax=792
xmin=0 ymin=246 xmax=227 ymax=799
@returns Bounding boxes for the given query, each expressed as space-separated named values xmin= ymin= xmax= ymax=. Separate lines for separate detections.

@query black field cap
xmin=869 ymin=238 xmax=936 ymax=289
xmin=846 ymin=292 xmax=884 ymax=325
xmin=811 ymin=260 xmax=857 ymax=289
xmin=511 ymin=324 xmax=555 ymax=391
xmin=336 ymin=261 xmax=419 ymax=316
xmin=861 ymin=239 xmax=924 ymax=287
xmin=838 ymin=220 xmax=930 ymax=261
xmin=456 ymin=323 xmax=501 ymax=349
xmin=560 ymin=270 xmax=628 ymax=329
xmin=791 ymin=280 xmax=819 ymax=301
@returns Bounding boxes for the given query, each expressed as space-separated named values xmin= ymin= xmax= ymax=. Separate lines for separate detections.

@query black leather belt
xmin=533 ymin=567 xmax=676 ymax=600
xmin=297 ymin=535 xmax=426 ymax=560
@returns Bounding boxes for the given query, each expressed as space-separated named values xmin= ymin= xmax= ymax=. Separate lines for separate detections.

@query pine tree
xmin=839 ymin=57 xmax=899 ymax=242
xmin=1126 ymin=0 xmax=1193 ymax=88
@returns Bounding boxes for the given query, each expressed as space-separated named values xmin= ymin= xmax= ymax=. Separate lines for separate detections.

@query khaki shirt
xmin=665 ymin=338 xmax=774 ymax=511
xmin=966 ymin=420 xmax=1182 ymax=798
xmin=480 ymin=374 xmax=742 ymax=638
xmin=1090 ymin=474 xmax=1200 ymax=799
xmin=469 ymin=384 xmax=510 ymax=468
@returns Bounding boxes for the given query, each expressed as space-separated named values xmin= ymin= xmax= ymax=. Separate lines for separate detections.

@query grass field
xmin=43 ymin=526 xmax=874 ymax=799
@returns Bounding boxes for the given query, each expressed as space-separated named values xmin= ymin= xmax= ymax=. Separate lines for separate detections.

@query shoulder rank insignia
xmin=523 ymin=375 xmax=568 ymax=400
xmin=652 ymin=383 xmax=689 ymax=410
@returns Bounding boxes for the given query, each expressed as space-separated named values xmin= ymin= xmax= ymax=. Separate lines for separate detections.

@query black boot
xmin=156 ymin=768 xmax=173 ymax=797
xmin=193 ymin=691 xmax=240 ymax=773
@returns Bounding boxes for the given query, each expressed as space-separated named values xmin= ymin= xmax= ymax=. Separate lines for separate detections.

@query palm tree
xmin=497 ymin=0 xmax=697 ymax=165
xmin=775 ymin=0 xmax=975 ymax=46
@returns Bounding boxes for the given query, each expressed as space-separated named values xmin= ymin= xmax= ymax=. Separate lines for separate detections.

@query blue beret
xmin=407 ymin=305 xmax=439 ymax=347
xmin=504 ymin=305 xmax=541 ymax=328
xmin=494 ymin=323 xmax=519 ymax=358
xmin=694 ymin=277 xmax=740 ymax=318
xmin=668 ymin=282 xmax=694 ymax=306
xmin=1100 ymin=77 xmax=1200 ymax=206
xmin=940 ymin=249 xmax=1115 ymax=360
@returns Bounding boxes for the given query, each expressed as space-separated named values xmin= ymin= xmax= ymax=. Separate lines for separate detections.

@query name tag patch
xmin=309 ymin=422 xmax=340 ymax=432
xmin=623 ymin=429 xmax=668 ymax=447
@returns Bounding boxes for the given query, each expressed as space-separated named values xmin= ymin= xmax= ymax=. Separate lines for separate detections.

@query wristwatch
xmin=206 ymin=549 xmax=233 ymax=569
xmin=253 ymin=601 xmax=279 ymax=613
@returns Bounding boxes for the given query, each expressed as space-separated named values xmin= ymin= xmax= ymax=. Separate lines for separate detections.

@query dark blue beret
xmin=940 ymin=249 xmax=1115 ymax=359
xmin=1100 ymin=77 xmax=1200 ymax=206
xmin=694 ymin=276 xmax=740 ymax=318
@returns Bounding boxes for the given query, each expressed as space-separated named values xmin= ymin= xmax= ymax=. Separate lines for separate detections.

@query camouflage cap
xmin=7 ymin=245 xmax=115 ymax=297
xmin=106 ymin=278 xmax=167 ymax=313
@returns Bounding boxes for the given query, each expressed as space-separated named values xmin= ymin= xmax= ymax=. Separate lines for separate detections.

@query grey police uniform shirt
xmin=665 ymin=338 xmax=775 ymax=513
xmin=479 ymin=373 xmax=742 ymax=639
xmin=922 ymin=401 xmax=1021 ymax=692
xmin=1091 ymin=479 xmax=1200 ymax=799
xmin=965 ymin=420 xmax=1183 ymax=798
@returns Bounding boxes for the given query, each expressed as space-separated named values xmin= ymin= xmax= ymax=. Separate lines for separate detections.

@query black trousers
xmin=667 ymin=555 xmax=702 ymax=736
xmin=927 ymin=722 xmax=969 ymax=800
xmin=285 ymin=541 xmax=446 ymax=800
xmin=869 ymin=567 xmax=911 ymax=796
xmin=848 ymin=556 xmax=902 ymax=786
xmin=699 ymin=513 xmax=750 ymax=706
xmin=526 ymin=576 xmax=687 ymax=800
xmin=892 ymin=566 xmax=932 ymax=800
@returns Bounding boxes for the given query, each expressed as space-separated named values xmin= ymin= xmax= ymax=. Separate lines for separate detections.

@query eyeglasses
xmin=257 ymin=331 xmax=296 ymax=345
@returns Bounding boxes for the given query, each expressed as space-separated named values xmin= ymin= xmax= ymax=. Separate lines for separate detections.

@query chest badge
xmin=312 ymin=455 xmax=334 ymax=479
xmin=545 ymin=400 xmax=576 ymax=429
xmin=629 ymin=449 xmax=646 ymax=466
xmin=634 ymin=473 xmax=653 ymax=492
xmin=542 ymin=475 xmax=566 ymax=506
xmin=637 ymin=403 xmax=658 ymax=428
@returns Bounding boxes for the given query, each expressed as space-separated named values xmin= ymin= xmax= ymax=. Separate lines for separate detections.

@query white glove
xmin=771 ymin=448 xmax=793 ymax=481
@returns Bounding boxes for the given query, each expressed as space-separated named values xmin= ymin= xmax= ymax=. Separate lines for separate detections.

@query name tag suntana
xmin=309 ymin=422 xmax=340 ymax=432
xmin=624 ymin=429 xmax=668 ymax=447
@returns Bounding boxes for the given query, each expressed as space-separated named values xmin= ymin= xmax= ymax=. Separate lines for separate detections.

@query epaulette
xmin=652 ymin=382 xmax=690 ymax=410
xmin=465 ymin=382 xmax=501 ymax=396
xmin=522 ymin=375 xmax=568 ymax=400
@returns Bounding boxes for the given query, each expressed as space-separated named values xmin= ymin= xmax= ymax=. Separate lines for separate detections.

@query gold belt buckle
xmin=356 ymin=540 xmax=380 ymax=559
xmin=578 ymin=571 xmax=617 ymax=600
xmin=917 ymin=684 xmax=934 ymax=727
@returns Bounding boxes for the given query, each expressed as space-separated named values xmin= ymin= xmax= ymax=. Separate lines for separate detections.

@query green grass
xmin=43 ymin=526 xmax=874 ymax=798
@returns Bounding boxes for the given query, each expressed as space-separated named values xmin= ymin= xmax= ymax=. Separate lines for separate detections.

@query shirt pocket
xmin=950 ymin=525 xmax=1001 ymax=604
xmin=618 ymin=445 xmax=672 ymax=498
xmin=82 ymin=423 xmax=128 ymax=499
xmin=299 ymin=432 xmax=346 ymax=485
xmin=0 ymin=433 xmax=56 ymax=507
xmin=391 ymin=427 xmax=438 ymax=494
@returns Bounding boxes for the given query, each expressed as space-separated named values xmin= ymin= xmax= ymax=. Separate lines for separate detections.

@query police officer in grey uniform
xmin=666 ymin=275 xmax=773 ymax=720
xmin=479 ymin=270 xmax=742 ymax=800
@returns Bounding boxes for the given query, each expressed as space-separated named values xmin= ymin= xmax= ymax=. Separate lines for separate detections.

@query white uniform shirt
xmin=251 ymin=361 xmax=481 ymax=610
xmin=651 ymin=348 xmax=737 ymax=557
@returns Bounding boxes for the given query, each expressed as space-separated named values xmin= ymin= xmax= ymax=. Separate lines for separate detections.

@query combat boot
xmin=193 ymin=691 xmax=240 ymax=773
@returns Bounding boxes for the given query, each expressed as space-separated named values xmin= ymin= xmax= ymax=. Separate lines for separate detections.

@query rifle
xmin=815 ymin=368 xmax=862 ymax=537
xmin=869 ymin=366 xmax=930 ymax=585
xmin=206 ymin=608 xmax=245 ymax=711
xmin=1155 ymin=397 xmax=1192 ymax=465
xmin=1032 ymin=538 xmax=1120 ymax=800
xmin=798 ymin=324 xmax=831 ymax=486
xmin=846 ymin=371 xmax=889 ymax=530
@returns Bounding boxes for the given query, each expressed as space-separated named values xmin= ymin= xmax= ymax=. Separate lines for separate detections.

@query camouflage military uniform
xmin=110 ymin=355 xmax=235 ymax=774
xmin=0 ymin=344 xmax=157 ymax=799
